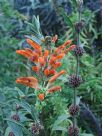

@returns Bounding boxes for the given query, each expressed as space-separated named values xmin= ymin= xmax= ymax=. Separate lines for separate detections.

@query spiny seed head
xmin=31 ymin=123 xmax=40 ymax=135
xmin=8 ymin=132 xmax=15 ymax=136
xmin=11 ymin=114 xmax=20 ymax=121
xmin=74 ymin=46 xmax=84 ymax=56
xmin=68 ymin=126 xmax=79 ymax=136
xmin=68 ymin=74 xmax=83 ymax=88
xmin=69 ymin=104 xmax=80 ymax=116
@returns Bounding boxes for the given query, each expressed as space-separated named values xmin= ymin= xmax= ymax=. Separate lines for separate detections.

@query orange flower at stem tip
xmin=38 ymin=93 xmax=45 ymax=101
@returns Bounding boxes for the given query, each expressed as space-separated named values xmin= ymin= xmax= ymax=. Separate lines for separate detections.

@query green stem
xmin=73 ymin=3 xmax=81 ymax=131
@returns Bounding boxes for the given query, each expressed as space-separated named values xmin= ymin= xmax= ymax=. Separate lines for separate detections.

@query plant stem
xmin=73 ymin=2 xmax=82 ymax=131
xmin=73 ymin=88 xmax=77 ymax=129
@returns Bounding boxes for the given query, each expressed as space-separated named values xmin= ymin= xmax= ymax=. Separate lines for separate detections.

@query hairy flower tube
xmin=16 ymin=37 xmax=76 ymax=100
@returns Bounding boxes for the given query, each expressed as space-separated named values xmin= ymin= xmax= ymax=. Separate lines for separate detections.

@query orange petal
xmin=49 ymin=56 xmax=56 ymax=65
xmin=52 ymin=62 xmax=62 ymax=69
xmin=54 ymin=40 xmax=72 ymax=54
xmin=32 ymin=66 xmax=39 ymax=72
xmin=25 ymin=48 xmax=33 ymax=54
xmin=26 ymin=38 xmax=42 ymax=55
xmin=16 ymin=77 xmax=38 ymax=89
xmin=44 ymin=69 xmax=56 ymax=76
xmin=44 ymin=68 xmax=50 ymax=76
xmin=56 ymin=53 xmax=65 ymax=60
xmin=62 ymin=40 xmax=72 ymax=47
xmin=30 ymin=51 xmax=39 ymax=62
xmin=49 ymin=70 xmax=66 ymax=83
xmin=49 ymin=69 xmax=56 ymax=75
xmin=44 ymin=50 xmax=49 ymax=58
xmin=65 ymin=45 xmax=76 ymax=54
xmin=47 ymin=86 xmax=61 ymax=94
xmin=16 ymin=50 xmax=32 ymax=59
xmin=38 ymin=93 xmax=44 ymax=101
xmin=38 ymin=57 xmax=46 ymax=67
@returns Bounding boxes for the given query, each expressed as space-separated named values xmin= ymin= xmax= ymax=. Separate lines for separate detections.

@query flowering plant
xmin=16 ymin=36 xmax=76 ymax=101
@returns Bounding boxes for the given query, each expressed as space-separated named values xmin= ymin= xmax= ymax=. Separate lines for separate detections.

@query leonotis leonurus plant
xmin=15 ymin=35 xmax=76 ymax=134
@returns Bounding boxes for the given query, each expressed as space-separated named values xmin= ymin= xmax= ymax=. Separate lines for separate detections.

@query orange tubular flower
xmin=47 ymin=86 xmax=61 ymax=94
xmin=56 ymin=53 xmax=65 ymax=60
xmin=30 ymin=52 xmax=39 ymax=62
xmin=44 ymin=50 xmax=49 ymax=58
xmin=25 ymin=48 xmax=33 ymax=54
xmin=32 ymin=66 xmax=39 ymax=72
xmin=49 ymin=56 xmax=56 ymax=65
xmin=16 ymin=50 xmax=32 ymax=59
xmin=48 ymin=70 xmax=66 ymax=83
xmin=44 ymin=68 xmax=50 ymax=76
xmin=54 ymin=40 xmax=72 ymax=54
xmin=26 ymin=38 xmax=42 ymax=55
xmin=52 ymin=62 xmax=62 ymax=69
xmin=62 ymin=40 xmax=72 ymax=47
xmin=44 ymin=69 xmax=56 ymax=76
xmin=38 ymin=57 xmax=46 ymax=67
xmin=65 ymin=45 xmax=76 ymax=54
xmin=38 ymin=93 xmax=45 ymax=101
xmin=49 ymin=69 xmax=56 ymax=75
xmin=16 ymin=77 xmax=38 ymax=89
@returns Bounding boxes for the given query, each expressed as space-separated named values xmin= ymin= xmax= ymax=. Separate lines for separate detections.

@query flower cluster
xmin=16 ymin=36 xmax=76 ymax=100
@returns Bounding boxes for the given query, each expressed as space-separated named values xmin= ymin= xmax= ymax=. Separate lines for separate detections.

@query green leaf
xmin=7 ymin=121 xmax=23 ymax=136
xmin=52 ymin=126 xmax=67 ymax=132
xmin=19 ymin=101 xmax=31 ymax=113
xmin=4 ymin=127 xmax=11 ymax=136
xmin=60 ymin=8 xmax=74 ymax=30
xmin=31 ymin=105 xmax=39 ymax=121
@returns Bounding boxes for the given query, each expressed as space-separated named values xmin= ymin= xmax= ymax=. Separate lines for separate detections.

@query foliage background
xmin=0 ymin=0 xmax=102 ymax=136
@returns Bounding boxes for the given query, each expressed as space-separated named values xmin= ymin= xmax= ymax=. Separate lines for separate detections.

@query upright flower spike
xmin=16 ymin=36 xmax=75 ymax=99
